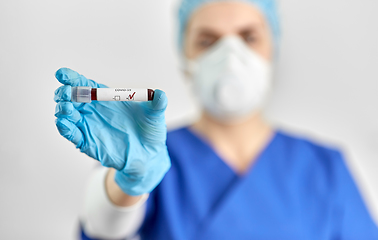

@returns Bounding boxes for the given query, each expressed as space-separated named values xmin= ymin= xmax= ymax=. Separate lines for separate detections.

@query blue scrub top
xmin=81 ymin=127 xmax=378 ymax=240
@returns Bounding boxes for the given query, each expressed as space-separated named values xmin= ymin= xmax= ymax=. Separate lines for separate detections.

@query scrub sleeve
xmin=80 ymin=166 xmax=148 ymax=239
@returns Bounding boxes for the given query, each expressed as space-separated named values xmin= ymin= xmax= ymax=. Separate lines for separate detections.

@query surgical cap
xmin=177 ymin=0 xmax=280 ymax=51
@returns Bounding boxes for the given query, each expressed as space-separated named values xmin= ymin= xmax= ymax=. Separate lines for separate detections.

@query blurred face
xmin=184 ymin=1 xmax=273 ymax=61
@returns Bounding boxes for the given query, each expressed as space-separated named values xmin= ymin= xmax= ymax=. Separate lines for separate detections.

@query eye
xmin=196 ymin=37 xmax=217 ymax=49
xmin=243 ymin=33 xmax=258 ymax=44
xmin=239 ymin=28 xmax=259 ymax=45
xmin=195 ymin=35 xmax=218 ymax=50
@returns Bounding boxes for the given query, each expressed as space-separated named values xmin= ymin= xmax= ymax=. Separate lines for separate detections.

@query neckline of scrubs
xmin=183 ymin=127 xmax=279 ymax=178
xmin=177 ymin=127 xmax=282 ymax=239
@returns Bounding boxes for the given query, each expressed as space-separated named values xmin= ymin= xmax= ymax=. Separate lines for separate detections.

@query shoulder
xmin=165 ymin=126 xmax=218 ymax=168
xmin=166 ymin=126 xmax=207 ymax=148
xmin=167 ymin=127 xmax=189 ymax=140
xmin=273 ymin=130 xmax=359 ymax=202
xmin=274 ymin=130 xmax=348 ymax=188
xmin=166 ymin=127 xmax=192 ymax=149
xmin=275 ymin=130 xmax=344 ymax=163
xmin=165 ymin=126 xmax=197 ymax=159
xmin=275 ymin=131 xmax=378 ymax=236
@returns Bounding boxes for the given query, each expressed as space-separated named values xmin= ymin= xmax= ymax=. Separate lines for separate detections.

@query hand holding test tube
xmin=54 ymin=68 xmax=171 ymax=196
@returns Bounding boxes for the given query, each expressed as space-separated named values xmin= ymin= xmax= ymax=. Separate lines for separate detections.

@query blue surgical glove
xmin=54 ymin=67 xmax=171 ymax=196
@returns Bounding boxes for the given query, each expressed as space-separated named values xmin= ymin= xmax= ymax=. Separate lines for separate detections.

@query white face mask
xmin=185 ymin=35 xmax=272 ymax=123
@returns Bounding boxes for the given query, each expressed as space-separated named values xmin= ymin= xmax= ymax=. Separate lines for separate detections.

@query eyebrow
xmin=194 ymin=28 xmax=222 ymax=38
xmin=237 ymin=24 xmax=261 ymax=35
xmin=194 ymin=23 xmax=261 ymax=38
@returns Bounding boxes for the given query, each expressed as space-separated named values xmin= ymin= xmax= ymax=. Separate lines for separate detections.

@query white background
xmin=0 ymin=0 xmax=377 ymax=239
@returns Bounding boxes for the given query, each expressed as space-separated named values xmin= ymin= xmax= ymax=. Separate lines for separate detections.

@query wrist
xmin=105 ymin=168 xmax=146 ymax=207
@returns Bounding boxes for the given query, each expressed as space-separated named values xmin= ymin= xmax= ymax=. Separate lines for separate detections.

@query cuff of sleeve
xmin=80 ymin=167 xmax=148 ymax=239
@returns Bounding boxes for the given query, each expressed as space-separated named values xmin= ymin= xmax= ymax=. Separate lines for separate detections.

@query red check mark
xmin=129 ymin=92 xmax=136 ymax=100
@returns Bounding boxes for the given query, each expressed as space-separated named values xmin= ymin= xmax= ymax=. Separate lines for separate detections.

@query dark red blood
xmin=91 ymin=88 xmax=97 ymax=101
xmin=148 ymin=89 xmax=155 ymax=101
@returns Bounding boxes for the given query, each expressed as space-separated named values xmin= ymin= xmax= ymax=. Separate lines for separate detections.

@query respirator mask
xmin=185 ymin=35 xmax=272 ymax=123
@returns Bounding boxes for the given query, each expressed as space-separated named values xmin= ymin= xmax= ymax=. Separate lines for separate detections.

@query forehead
xmin=188 ymin=2 xmax=266 ymax=35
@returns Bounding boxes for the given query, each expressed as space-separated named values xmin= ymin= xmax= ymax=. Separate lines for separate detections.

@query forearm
xmin=81 ymin=167 xmax=148 ymax=239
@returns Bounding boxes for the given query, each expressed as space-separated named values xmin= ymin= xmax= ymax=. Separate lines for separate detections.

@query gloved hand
xmin=54 ymin=67 xmax=171 ymax=196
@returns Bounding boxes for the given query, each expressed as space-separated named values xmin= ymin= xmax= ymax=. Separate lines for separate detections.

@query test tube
xmin=71 ymin=87 xmax=155 ymax=103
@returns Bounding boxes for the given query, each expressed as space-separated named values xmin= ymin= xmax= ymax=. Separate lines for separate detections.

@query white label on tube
xmin=96 ymin=88 xmax=148 ymax=101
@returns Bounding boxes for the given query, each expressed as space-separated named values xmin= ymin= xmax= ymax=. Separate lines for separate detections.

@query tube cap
xmin=71 ymin=86 xmax=92 ymax=103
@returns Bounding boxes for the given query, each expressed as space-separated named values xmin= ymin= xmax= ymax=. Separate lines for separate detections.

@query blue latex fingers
xmin=55 ymin=102 xmax=82 ymax=124
xmin=54 ymin=85 xmax=71 ymax=102
xmin=134 ymin=90 xmax=167 ymax=144
xmin=55 ymin=68 xmax=107 ymax=88
xmin=55 ymin=118 xmax=84 ymax=147
xmin=150 ymin=89 xmax=168 ymax=112
xmin=139 ymin=89 xmax=168 ymax=119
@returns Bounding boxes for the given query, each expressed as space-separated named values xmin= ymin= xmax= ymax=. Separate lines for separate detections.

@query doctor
xmin=54 ymin=0 xmax=378 ymax=239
